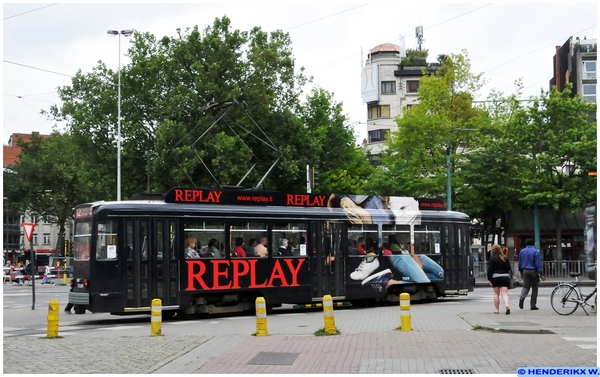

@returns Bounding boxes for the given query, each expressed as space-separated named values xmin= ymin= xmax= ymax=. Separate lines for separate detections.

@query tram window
xmin=169 ymin=221 xmax=176 ymax=260
xmin=272 ymin=222 xmax=307 ymax=257
xmin=140 ymin=221 xmax=149 ymax=260
xmin=413 ymin=225 xmax=441 ymax=254
xmin=230 ymin=221 xmax=267 ymax=257
xmin=156 ymin=220 xmax=164 ymax=260
xmin=96 ymin=220 xmax=117 ymax=261
xmin=74 ymin=236 xmax=91 ymax=260
xmin=184 ymin=220 xmax=225 ymax=258
xmin=74 ymin=220 xmax=91 ymax=261
xmin=126 ymin=220 xmax=134 ymax=261
xmin=382 ymin=224 xmax=411 ymax=253
xmin=348 ymin=224 xmax=378 ymax=255
xmin=75 ymin=221 xmax=91 ymax=235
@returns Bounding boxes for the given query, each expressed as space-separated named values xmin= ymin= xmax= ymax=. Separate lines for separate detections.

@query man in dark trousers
xmin=518 ymin=238 xmax=546 ymax=310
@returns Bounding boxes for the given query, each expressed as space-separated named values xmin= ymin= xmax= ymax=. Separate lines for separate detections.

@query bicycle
xmin=550 ymin=271 xmax=597 ymax=316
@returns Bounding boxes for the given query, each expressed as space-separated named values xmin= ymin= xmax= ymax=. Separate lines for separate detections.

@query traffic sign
xmin=22 ymin=222 xmax=35 ymax=242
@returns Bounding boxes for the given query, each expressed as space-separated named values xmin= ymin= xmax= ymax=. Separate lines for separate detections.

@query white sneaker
xmin=350 ymin=253 xmax=380 ymax=280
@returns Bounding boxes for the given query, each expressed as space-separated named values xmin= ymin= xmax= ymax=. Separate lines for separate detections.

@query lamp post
xmin=3 ymin=197 xmax=7 ymax=264
xmin=446 ymin=128 xmax=478 ymax=211
xmin=532 ymin=146 xmax=540 ymax=250
xmin=107 ymin=29 xmax=133 ymax=201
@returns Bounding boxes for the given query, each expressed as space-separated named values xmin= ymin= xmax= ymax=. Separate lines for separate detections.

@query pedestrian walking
xmin=518 ymin=238 xmax=545 ymax=310
xmin=65 ymin=286 xmax=74 ymax=314
xmin=487 ymin=244 xmax=512 ymax=314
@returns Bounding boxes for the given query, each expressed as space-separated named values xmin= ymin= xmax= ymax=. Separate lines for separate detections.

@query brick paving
xmin=3 ymin=284 xmax=597 ymax=374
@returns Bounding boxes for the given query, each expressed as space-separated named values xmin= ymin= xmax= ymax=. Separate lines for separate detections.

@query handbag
xmin=508 ymin=270 xmax=515 ymax=289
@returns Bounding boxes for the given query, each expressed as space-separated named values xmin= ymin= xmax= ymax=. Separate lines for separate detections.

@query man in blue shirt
xmin=518 ymin=238 xmax=546 ymax=310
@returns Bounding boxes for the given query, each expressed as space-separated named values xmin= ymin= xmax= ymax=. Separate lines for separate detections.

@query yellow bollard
xmin=323 ymin=295 xmax=337 ymax=334
xmin=150 ymin=298 xmax=162 ymax=336
xmin=399 ymin=293 xmax=411 ymax=332
xmin=255 ymin=297 xmax=268 ymax=336
xmin=47 ymin=298 xmax=59 ymax=338
xmin=62 ymin=268 xmax=67 ymax=285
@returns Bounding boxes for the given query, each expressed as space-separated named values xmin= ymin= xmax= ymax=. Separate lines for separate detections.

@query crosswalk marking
xmin=576 ymin=344 xmax=597 ymax=349
xmin=562 ymin=337 xmax=597 ymax=351
xmin=562 ymin=337 xmax=597 ymax=342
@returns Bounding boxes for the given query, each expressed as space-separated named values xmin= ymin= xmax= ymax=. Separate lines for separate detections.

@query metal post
xmin=533 ymin=147 xmax=540 ymax=250
xmin=307 ymin=165 xmax=311 ymax=193
xmin=108 ymin=29 xmax=133 ymax=200
xmin=30 ymin=237 xmax=36 ymax=310
xmin=4 ymin=198 xmax=7 ymax=262
xmin=117 ymin=32 xmax=122 ymax=201
xmin=446 ymin=146 xmax=452 ymax=211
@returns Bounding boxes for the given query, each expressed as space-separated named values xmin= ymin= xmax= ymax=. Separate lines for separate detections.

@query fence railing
xmin=476 ymin=260 xmax=593 ymax=281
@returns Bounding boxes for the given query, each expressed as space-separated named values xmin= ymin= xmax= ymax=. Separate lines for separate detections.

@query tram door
xmin=311 ymin=222 xmax=345 ymax=299
xmin=125 ymin=218 xmax=179 ymax=310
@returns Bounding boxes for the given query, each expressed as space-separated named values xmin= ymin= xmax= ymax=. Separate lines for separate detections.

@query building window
xmin=368 ymin=129 xmax=390 ymax=143
xmin=381 ymin=81 xmax=396 ymax=94
xmin=33 ymin=234 xmax=38 ymax=245
xmin=583 ymin=84 xmax=596 ymax=103
xmin=583 ymin=61 xmax=596 ymax=80
xmin=368 ymin=105 xmax=390 ymax=119
xmin=407 ymin=80 xmax=420 ymax=93
xmin=43 ymin=234 xmax=51 ymax=245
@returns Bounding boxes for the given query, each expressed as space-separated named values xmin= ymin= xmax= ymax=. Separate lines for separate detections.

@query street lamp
xmin=532 ymin=146 xmax=540 ymax=250
xmin=446 ymin=128 xmax=478 ymax=211
xmin=107 ymin=29 xmax=133 ymax=201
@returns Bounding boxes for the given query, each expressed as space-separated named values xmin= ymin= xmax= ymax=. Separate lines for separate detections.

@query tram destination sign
xmin=165 ymin=188 xmax=446 ymax=211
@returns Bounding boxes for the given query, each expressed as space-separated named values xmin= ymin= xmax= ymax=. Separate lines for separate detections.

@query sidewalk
xmin=475 ymin=276 xmax=597 ymax=288
xmin=3 ymin=287 xmax=597 ymax=374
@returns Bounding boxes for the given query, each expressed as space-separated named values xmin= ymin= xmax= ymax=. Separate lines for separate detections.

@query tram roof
xmin=79 ymin=198 xmax=470 ymax=224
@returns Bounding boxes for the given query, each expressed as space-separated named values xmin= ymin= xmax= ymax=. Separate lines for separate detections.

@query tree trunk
xmin=555 ymin=209 xmax=563 ymax=260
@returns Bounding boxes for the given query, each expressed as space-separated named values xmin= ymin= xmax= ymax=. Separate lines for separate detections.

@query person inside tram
xmin=205 ymin=238 xmax=221 ymax=258
xmin=348 ymin=239 xmax=360 ymax=255
xmin=184 ymin=237 xmax=201 ymax=259
xmin=277 ymin=238 xmax=292 ymax=256
xmin=246 ymin=238 xmax=257 ymax=256
xmin=232 ymin=237 xmax=247 ymax=257
xmin=254 ymin=237 xmax=268 ymax=257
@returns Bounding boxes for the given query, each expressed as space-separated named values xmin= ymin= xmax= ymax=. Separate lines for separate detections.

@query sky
xmin=2 ymin=2 xmax=598 ymax=146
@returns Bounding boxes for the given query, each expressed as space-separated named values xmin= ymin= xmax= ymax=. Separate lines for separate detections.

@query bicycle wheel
xmin=551 ymin=284 xmax=579 ymax=315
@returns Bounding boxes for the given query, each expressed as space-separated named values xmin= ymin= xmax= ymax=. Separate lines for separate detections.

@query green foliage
xmin=23 ymin=15 xmax=368 ymax=213
xmin=512 ymin=83 xmax=597 ymax=212
xmin=314 ymin=327 xmax=341 ymax=336
xmin=299 ymin=87 xmax=374 ymax=194
xmin=3 ymin=132 xmax=93 ymax=254
xmin=372 ymin=51 xmax=491 ymax=201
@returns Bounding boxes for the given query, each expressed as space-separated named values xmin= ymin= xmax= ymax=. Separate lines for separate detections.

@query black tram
xmin=68 ymin=188 xmax=474 ymax=318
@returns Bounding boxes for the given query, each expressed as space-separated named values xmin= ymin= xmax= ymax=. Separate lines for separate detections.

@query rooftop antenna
xmin=415 ymin=25 xmax=424 ymax=51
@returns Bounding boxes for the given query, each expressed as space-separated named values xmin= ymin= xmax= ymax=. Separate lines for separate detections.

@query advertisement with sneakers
xmin=350 ymin=252 xmax=445 ymax=294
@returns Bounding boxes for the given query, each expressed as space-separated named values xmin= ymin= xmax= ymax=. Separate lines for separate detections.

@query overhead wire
xmin=3 ymin=3 xmax=57 ymax=20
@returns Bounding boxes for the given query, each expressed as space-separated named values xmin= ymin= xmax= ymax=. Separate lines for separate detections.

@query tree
xmin=47 ymin=17 xmax=313 ymax=197
xmin=459 ymin=82 xmax=532 ymax=247
xmin=512 ymin=83 xmax=597 ymax=259
xmin=3 ymin=132 xmax=93 ymax=256
xmin=299 ymin=87 xmax=374 ymax=194
xmin=369 ymin=51 xmax=491 ymax=201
